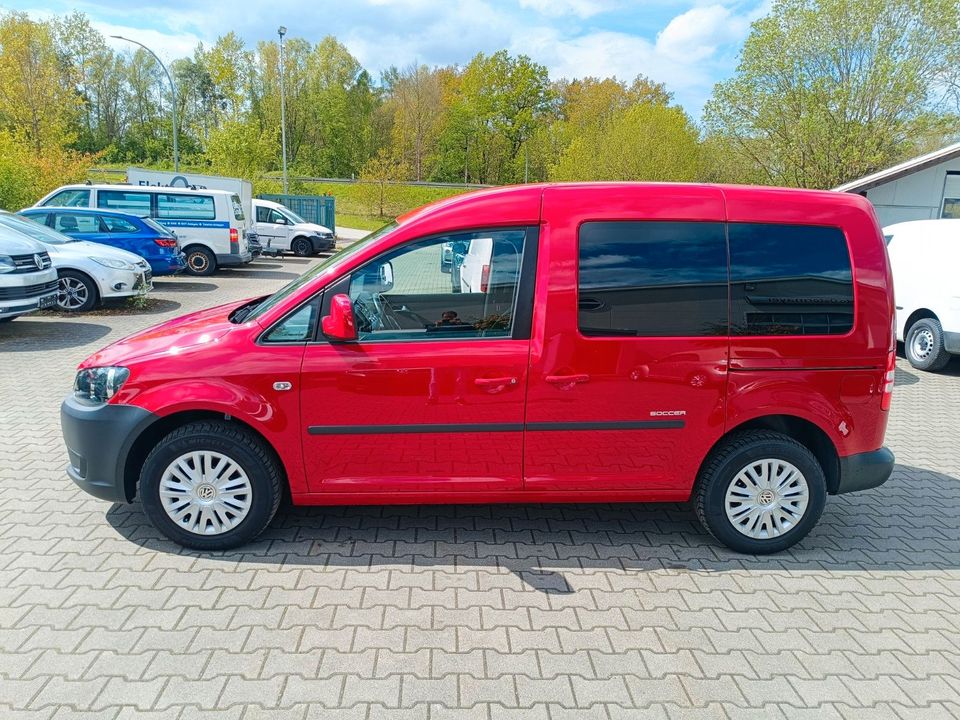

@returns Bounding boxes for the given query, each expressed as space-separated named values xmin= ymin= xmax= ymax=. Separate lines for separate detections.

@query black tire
xmin=57 ymin=269 xmax=99 ymax=312
xmin=291 ymin=237 xmax=313 ymax=257
xmin=693 ymin=430 xmax=827 ymax=554
xmin=139 ymin=421 xmax=283 ymax=551
xmin=905 ymin=317 xmax=951 ymax=372
xmin=184 ymin=246 xmax=217 ymax=276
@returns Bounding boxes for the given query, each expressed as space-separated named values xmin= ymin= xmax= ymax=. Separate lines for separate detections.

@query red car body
xmin=62 ymin=183 xmax=895 ymax=545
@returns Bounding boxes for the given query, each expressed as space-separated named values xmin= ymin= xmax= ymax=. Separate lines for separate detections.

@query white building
xmin=834 ymin=142 xmax=960 ymax=228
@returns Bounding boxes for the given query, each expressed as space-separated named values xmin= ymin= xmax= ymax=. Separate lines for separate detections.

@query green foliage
xmin=703 ymin=0 xmax=960 ymax=188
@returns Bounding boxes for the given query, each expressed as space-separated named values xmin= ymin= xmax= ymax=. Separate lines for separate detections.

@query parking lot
xmin=2 ymin=255 xmax=960 ymax=719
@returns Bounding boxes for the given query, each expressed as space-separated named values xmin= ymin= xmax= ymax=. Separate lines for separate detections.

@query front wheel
xmin=184 ymin=247 xmax=217 ymax=276
xmin=57 ymin=270 xmax=99 ymax=312
xmin=291 ymin=237 xmax=313 ymax=257
xmin=694 ymin=430 xmax=826 ymax=554
xmin=139 ymin=421 xmax=283 ymax=550
xmin=905 ymin=317 xmax=951 ymax=372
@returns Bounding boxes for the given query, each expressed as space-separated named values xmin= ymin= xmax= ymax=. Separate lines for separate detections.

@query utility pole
xmin=278 ymin=26 xmax=289 ymax=195
xmin=112 ymin=36 xmax=178 ymax=171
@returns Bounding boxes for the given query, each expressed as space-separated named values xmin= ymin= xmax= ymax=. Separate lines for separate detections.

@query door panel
xmin=524 ymin=185 xmax=729 ymax=494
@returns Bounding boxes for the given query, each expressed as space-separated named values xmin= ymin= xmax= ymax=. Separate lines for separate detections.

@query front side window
xmin=262 ymin=299 xmax=319 ymax=343
xmin=941 ymin=172 xmax=960 ymax=219
xmin=53 ymin=213 xmax=102 ymax=234
xmin=156 ymin=193 xmax=216 ymax=221
xmin=729 ymin=223 xmax=853 ymax=335
xmin=347 ymin=228 xmax=527 ymax=342
xmin=578 ymin=221 xmax=728 ymax=337
xmin=97 ymin=190 xmax=151 ymax=217
xmin=44 ymin=189 xmax=90 ymax=207
xmin=101 ymin=215 xmax=139 ymax=233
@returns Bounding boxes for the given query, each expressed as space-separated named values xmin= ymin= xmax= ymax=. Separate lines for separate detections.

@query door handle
xmin=545 ymin=374 xmax=590 ymax=387
xmin=474 ymin=376 xmax=518 ymax=387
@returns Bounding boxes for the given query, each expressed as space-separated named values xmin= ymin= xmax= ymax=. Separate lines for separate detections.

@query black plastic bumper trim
xmin=834 ymin=447 xmax=895 ymax=495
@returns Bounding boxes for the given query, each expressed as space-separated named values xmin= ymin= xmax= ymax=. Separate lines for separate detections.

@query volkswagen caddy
xmin=61 ymin=183 xmax=896 ymax=554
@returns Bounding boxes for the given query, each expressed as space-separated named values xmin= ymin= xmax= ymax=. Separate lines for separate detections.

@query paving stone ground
xmin=1 ymin=253 xmax=960 ymax=719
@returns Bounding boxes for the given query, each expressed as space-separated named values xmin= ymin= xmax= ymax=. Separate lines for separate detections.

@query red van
xmin=61 ymin=183 xmax=896 ymax=554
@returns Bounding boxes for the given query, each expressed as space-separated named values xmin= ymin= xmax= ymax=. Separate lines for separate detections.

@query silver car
xmin=0 ymin=225 xmax=59 ymax=322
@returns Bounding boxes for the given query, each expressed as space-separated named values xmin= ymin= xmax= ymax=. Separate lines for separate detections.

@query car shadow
xmin=0 ymin=320 xmax=112 ymax=351
xmin=104 ymin=463 xmax=960 ymax=594
xmin=894 ymin=366 xmax=919 ymax=386
xmin=217 ymin=268 xmax=301 ymax=280
xmin=152 ymin=280 xmax=218 ymax=293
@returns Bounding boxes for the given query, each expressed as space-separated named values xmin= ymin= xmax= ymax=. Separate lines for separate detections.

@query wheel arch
xmin=700 ymin=414 xmax=841 ymax=495
xmin=903 ymin=308 xmax=938 ymax=338
xmin=58 ymin=266 xmax=102 ymax=293
xmin=121 ymin=410 xmax=288 ymax=503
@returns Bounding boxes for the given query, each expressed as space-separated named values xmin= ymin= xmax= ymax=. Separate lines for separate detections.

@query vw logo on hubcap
xmin=196 ymin=484 xmax=216 ymax=500
xmin=757 ymin=489 xmax=776 ymax=505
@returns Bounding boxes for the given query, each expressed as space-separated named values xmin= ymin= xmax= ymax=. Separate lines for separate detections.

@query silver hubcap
xmin=724 ymin=458 xmax=809 ymax=540
xmin=58 ymin=277 xmax=89 ymax=310
xmin=910 ymin=328 xmax=934 ymax=361
xmin=159 ymin=451 xmax=252 ymax=536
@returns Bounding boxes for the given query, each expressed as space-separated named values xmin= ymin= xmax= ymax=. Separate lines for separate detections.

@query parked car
xmin=34 ymin=184 xmax=254 ymax=276
xmin=884 ymin=218 xmax=960 ymax=371
xmin=0 ymin=211 xmax=152 ymax=312
xmin=18 ymin=207 xmax=185 ymax=276
xmin=0 ymin=224 xmax=58 ymax=322
xmin=61 ymin=183 xmax=896 ymax=554
xmin=252 ymin=198 xmax=335 ymax=257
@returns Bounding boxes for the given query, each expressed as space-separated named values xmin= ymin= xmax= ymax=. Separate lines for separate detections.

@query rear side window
xmin=100 ymin=216 xmax=139 ymax=233
xmin=578 ymin=221 xmax=728 ymax=337
xmin=98 ymin=190 xmax=151 ymax=217
xmin=156 ymin=193 xmax=216 ymax=221
xmin=729 ymin=223 xmax=853 ymax=336
xmin=43 ymin=189 xmax=90 ymax=207
xmin=231 ymin=194 xmax=245 ymax=221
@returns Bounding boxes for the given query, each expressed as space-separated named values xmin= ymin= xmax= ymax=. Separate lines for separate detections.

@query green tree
xmin=703 ymin=0 xmax=960 ymax=188
xmin=550 ymin=102 xmax=700 ymax=182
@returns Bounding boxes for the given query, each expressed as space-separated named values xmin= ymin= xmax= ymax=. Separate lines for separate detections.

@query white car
xmin=252 ymin=198 xmax=335 ymax=257
xmin=884 ymin=218 xmax=960 ymax=371
xmin=0 ymin=211 xmax=152 ymax=312
xmin=0 ymin=226 xmax=58 ymax=322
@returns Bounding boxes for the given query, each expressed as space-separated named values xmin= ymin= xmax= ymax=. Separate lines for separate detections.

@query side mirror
xmin=358 ymin=261 xmax=394 ymax=293
xmin=321 ymin=293 xmax=357 ymax=341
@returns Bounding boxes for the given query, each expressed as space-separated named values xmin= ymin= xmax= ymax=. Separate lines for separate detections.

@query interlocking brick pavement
xmin=2 ymin=253 xmax=960 ymax=718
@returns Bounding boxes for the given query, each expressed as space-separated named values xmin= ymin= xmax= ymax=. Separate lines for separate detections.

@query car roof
xmin=51 ymin=183 xmax=236 ymax=197
xmin=23 ymin=206 xmax=145 ymax=220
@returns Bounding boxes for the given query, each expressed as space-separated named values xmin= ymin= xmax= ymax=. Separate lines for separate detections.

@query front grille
xmin=0 ymin=279 xmax=59 ymax=301
xmin=9 ymin=252 xmax=52 ymax=273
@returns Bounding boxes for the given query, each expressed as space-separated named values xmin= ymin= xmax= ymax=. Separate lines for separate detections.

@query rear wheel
xmin=139 ymin=421 xmax=283 ymax=551
xmin=184 ymin=246 xmax=216 ymax=276
xmin=291 ymin=237 xmax=312 ymax=257
xmin=905 ymin=317 xmax=951 ymax=371
xmin=57 ymin=270 xmax=99 ymax=312
xmin=694 ymin=430 xmax=826 ymax=554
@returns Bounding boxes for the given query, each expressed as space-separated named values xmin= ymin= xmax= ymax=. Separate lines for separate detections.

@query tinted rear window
xmin=156 ymin=193 xmax=216 ymax=221
xmin=729 ymin=223 xmax=853 ymax=336
xmin=578 ymin=221 xmax=728 ymax=337
xmin=98 ymin=190 xmax=151 ymax=217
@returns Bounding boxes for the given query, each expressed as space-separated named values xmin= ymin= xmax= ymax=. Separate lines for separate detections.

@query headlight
xmin=92 ymin=256 xmax=134 ymax=270
xmin=74 ymin=367 xmax=130 ymax=404
xmin=0 ymin=254 xmax=14 ymax=273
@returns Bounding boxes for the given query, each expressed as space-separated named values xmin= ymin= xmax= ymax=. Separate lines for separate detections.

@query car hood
xmin=0 ymin=232 xmax=46 ymax=255
xmin=293 ymin=222 xmax=333 ymax=235
xmin=47 ymin=240 xmax=146 ymax=266
xmin=80 ymin=298 xmax=253 ymax=368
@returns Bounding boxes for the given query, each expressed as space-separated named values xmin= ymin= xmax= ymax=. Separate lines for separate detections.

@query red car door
xmin=523 ymin=184 xmax=729 ymax=499
xmin=299 ymin=226 xmax=537 ymax=495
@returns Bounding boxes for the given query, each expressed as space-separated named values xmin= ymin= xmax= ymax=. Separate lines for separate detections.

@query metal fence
xmin=258 ymin=194 xmax=336 ymax=229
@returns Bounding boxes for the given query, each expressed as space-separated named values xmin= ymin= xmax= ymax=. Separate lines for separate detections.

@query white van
xmin=252 ymin=198 xmax=335 ymax=257
xmin=0 ymin=225 xmax=58 ymax=321
xmin=34 ymin=184 xmax=253 ymax=276
xmin=884 ymin=218 xmax=960 ymax=371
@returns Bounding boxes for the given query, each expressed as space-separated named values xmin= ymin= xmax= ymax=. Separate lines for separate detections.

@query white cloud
xmin=518 ymin=0 xmax=619 ymax=18
xmin=95 ymin=21 xmax=205 ymax=63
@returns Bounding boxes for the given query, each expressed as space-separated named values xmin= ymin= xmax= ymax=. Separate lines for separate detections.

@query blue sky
xmin=6 ymin=0 xmax=771 ymax=118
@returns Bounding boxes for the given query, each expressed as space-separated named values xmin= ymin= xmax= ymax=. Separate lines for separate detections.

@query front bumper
xmin=99 ymin=268 xmax=153 ymax=299
xmin=310 ymin=234 xmax=336 ymax=252
xmin=834 ymin=447 xmax=895 ymax=495
xmin=61 ymin=395 xmax=157 ymax=503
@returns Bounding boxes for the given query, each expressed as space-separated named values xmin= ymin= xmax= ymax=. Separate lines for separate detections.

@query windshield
xmin=281 ymin=208 xmax=308 ymax=224
xmin=0 ymin=212 xmax=75 ymax=244
xmin=143 ymin=217 xmax=175 ymax=237
xmin=241 ymin=221 xmax=399 ymax=323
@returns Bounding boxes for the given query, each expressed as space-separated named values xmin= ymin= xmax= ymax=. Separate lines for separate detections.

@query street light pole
xmin=278 ymin=26 xmax=289 ymax=195
xmin=111 ymin=35 xmax=179 ymax=171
